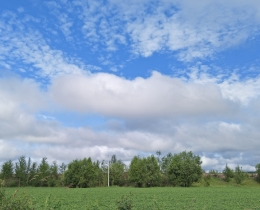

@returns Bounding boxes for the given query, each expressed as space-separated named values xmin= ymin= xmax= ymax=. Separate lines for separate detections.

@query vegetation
xmin=222 ymin=164 xmax=234 ymax=182
xmin=0 ymin=151 xmax=204 ymax=188
xmin=167 ymin=151 xmax=202 ymax=187
xmin=2 ymin=186 xmax=260 ymax=209
xmin=1 ymin=151 xmax=260 ymax=189
xmin=234 ymin=165 xmax=246 ymax=184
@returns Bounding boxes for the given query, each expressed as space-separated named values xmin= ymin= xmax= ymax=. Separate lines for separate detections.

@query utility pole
xmin=108 ymin=160 xmax=110 ymax=187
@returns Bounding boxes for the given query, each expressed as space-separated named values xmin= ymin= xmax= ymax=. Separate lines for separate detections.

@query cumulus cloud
xmin=1 ymin=70 xmax=260 ymax=170
xmin=50 ymin=71 xmax=237 ymax=119
xmin=1 ymin=0 xmax=260 ymax=171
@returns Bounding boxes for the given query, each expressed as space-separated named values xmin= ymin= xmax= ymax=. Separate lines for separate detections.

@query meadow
xmin=4 ymin=185 xmax=260 ymax=209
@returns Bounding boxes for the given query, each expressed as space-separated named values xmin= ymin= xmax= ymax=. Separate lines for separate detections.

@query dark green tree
xmin=59 ymin=162 xmax=67 ymax=174
xmin=93 ymin=160 xmax=103 ymax=187
xmin=48 ymin=161 xmax=59 ymax=187
xmin=37 ymin=157 xmax=50 ymax=186
xmin=110 ymin=161 xmax=125 ymax=186
xmin=110 ymin=155 xmax=117 ymax=164
xmin=161 ymin=153 xmax=173 ymax=186
xmin=167 ymin=151 xmax=202 ymax=187
xmin=64 ymin=159 xmax=81 ymax=188
xmin=129 ymin=156 xmax=148 ymax=187
xmin=234 ymin=165 xmax=245 ymax=184
xmin=222 ymin=164 xmax=234 ymax=182
xmin=0 ymin=160 xmax=14 ymax=187
xmin=146 ymin=155 xmax=161 ymax=186
xmin=78 ymin=157 xmax=97 ymax=188
xmin=161 ymin=153 xmax=172 ymax=173
xmin=255 ymin=163 xmax=260 ymax=182
xmin=156 ymin=151 xmax=162 ymax=170
xmin=28 ymin=162 xmax=37 ymax=186
xmin=15 ymin=156 xmax=27 ymax=187
xmin=25 ymin=157 xmax=31 ymax=186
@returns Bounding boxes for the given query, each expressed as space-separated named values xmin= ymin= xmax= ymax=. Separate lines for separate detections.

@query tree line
xmin=1 ymin=151 xmax=259 ymax=188
xmin=0 ymin=151 xmax=202 ymax=188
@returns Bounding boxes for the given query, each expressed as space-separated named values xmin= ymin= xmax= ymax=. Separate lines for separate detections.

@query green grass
xmin=3 ymin=184 xmax=260 ymax=210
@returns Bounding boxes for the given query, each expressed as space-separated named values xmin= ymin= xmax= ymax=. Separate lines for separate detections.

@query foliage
xmin=129 ymin=156 xmax=148 ymax=187
xmin=209 ymin=169 xmax=219 ymax=177
xmin=146 ymin=155 xmax=161 ymax=187
xmin=203 ymin=174 xmax=211 ymax=186
xmin=161 ymin=153 xmax=172 ymax=174
xmin=64 ymin=158 xmax=100 ymax=188
xmin=110 ymin=161 xmax=125 ymax=186
xmin=255 ymin=163 xmax=260 ymax=182
xmin=234 ymin=165 xmax=246 ymax=184
xmin=2 ymin=151 xmax=257 ymax=189
xmin=222 ymin=164 xmax=234 ymax=182
xmin=4 ymin=186 xmax=260 ymax=209
xmin=167 ymin=151 xmax=203 ymax=187
xmin=15 ymin=156 xmax=27 ymax=187
xmin=0 ymin=188 xmax=35 ymax=210
xmin=115 ymin=193 xmax=133 ymax=210
xmin=0 ymin=160 xmax=14 ymax=187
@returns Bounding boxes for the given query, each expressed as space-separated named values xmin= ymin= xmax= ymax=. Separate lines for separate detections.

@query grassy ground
xmin=3 ymin=178 xmax=260 ymax=210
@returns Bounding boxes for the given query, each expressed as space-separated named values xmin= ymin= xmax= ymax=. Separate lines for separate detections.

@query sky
xmin=1 ymin=0 xmax=260 ymax=172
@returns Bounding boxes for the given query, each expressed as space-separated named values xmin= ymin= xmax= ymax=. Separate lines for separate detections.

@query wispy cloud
xmin=0 ymin=11 xmax=96 ymax=79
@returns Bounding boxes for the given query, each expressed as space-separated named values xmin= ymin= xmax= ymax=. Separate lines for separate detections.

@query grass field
xmin=4 ymin=184 xmax=260 ymax=209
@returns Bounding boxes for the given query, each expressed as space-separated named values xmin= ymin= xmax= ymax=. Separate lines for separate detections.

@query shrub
xmin=0 ymin=188 xmax=35 ymax=210
xmin=203 ymin=174 xmax=211 ymax=186
xmin=234 ymin=165 xmax=246 ymax=184
xmin=222 ymin=164 xmax=234 ymax=182
xmin=115 ymin=193 xmax=133 ymax=210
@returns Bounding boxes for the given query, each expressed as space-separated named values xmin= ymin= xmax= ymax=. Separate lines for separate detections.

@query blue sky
xmin=1 ymin=0 xmax=260 ymax=171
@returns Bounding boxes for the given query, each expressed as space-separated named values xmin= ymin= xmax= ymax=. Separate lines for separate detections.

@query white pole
xmin=108 ymin=160 xmax=109 ymax=187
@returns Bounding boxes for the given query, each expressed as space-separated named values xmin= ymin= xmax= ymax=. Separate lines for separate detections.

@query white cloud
xmin=50 ymin=71 xmax=236 ymax=118
xmin=68 ymin=0 xmax=260 ymax=60
xmin=0 ymin=11 xmax=95 ymax=78
xmin=1 ymin=70 xmax=260 ymax=170
xmin=124 ymin=0 xmax=260 ymax=60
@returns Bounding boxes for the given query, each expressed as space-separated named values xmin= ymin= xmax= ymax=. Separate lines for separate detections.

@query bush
xmin=0 ymin=180 xmax=62 ymax=210
xmin=209 ymin=170 xmax=218 ymax=177
xmin=222 ymin=164 xmax=234 ymax=182
xmin=0 ymin=188 xmax=35 ymax=210
xmin=115 ymin=193 xmax=133 ymax=210
xmin=234 ymin=165 xmax=246 ymax=184
xmin=203 ymin=174 xmax=211 ymax=186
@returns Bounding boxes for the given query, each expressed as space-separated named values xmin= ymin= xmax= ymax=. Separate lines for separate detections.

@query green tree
xmin=110 ymin=155 xmax=117 ymax=164
xmin=129 ymin=156 xmax=148 ymax=187
xmin=48 ymin=161 xmax=59 ymax=187
xmin=59 ymin=162 xmax=67 ymax=174
xmin=156 ymin=151 xmax=162 ymax=170
xmin=15 ymin=156 xmax=27 ymax=187
xmin=0 ymin=160 xmax=14 ymax=187
xmin=234 ymin=165 xmax=245 ymax=184
xmin=28 ymin=162 xmax=37 ymax=186
xmin=161 ymin=153 xmax=173 ymax=186
xmin=25 ymin=157 xmax=31 ymax=186
xmin=64 ymin=159 xmax=81 ymax=188
xmin=146 ymin=155 xmax=161 ymax=186
xmin=110 ymin=161 xmax=125 ymax=186
xmin=167 ymin=151 xmax=202 ymax=187
xmin=64 ymin=158 xmax=99 ymax=188
xmin=255 ymin=163 xmax=260 ymax=182
xmin=37 ymin=157 xmax=50 ymax=186
xmin=161 ymin=153 xmax=172 ymax=173
xmin=222 ymin=164 xmax=234 ymax=182
xmin=209 ymin=169 xmax=218 ymax=177
xmin=78 ymin=157 xmax=97 ymax=188
xmin=93 ymin=160 xmax=103 ymax=187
